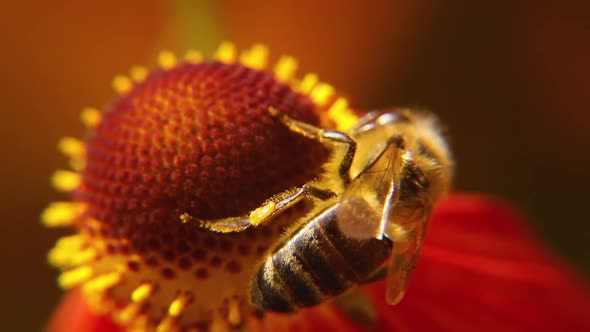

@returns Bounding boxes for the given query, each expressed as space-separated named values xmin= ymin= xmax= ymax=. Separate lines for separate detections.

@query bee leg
xmin=182 ymin=184 xmax=336 ymax=233
xmin=268 ymin=107 xmax=356 ymax=185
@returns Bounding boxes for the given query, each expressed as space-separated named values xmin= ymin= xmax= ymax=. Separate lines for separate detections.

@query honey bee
xmin=186 ymin=107 xmax=453 ymax=313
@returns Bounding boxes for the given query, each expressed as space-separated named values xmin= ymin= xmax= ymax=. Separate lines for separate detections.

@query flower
xmin=44 ymin=43 xmax=590 ymax=331
xmin=47 ymin=194 xmax=590 ymax=332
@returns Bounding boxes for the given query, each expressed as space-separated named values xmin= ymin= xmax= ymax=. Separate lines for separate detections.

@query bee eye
xmin=400 ymin=165 xmax=428 ymax=198
xmin=412 ymin=168 xmax=429 ymax=189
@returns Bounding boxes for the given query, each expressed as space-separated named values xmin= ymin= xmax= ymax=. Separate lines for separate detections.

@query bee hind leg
xmin=182 ymin=184 xmax=336 ymax=233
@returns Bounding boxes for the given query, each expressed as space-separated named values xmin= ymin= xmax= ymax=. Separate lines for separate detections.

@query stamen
xmin=227 ymin=298 xmax=242 ymax=326
xmin=156 ymin=316 xmax=178 ymax=332
xmin=115 ymin=302 xmax=142 ymax=324
xmin=82 ymin=271 xmax=122 ymax=293
xmin=168 ymin=294 xmax=190 ymax=317
xmin=51 ymin=170 xmax=81 ymax=192
xmin=41 ymin=201 xmax=84 ymax=227
xmin=54 ymin=234 xmax=86 ymax=249
xmin=240 ymin=44 xmax=268 ymax=70
xmin=130 ymin=66 xmax=149 ymax=82
xmin=58 ymin=265 xmax=94 ymax=289
xmin=131 ymin=282 xmax=155 ymax=303
xmin=185 ymin=49 xmax=204 ymax=64
xmin=80 ymin=107 xmax=102 ymax=128
xmin=214 ymin=41 xmax=237 ymax=63
xmin=299 ymin=73 xmax=319 ymax=94
xmin=158 ymin=50 xmax=178 ymax=70
xmin=310 ymin=83 xmax=335 ymax=106
xmin=48 ymin=247 xmax=95 ymax=267
xmin=327 ymin=97 xmax=357 ymax=131
xmin=58 ymin=137 xmax=85 ymax=170
xmin=112 ymin=75 xmax=133 ymax=94
xmin=274 ymin=56 xmax=298 ymax=81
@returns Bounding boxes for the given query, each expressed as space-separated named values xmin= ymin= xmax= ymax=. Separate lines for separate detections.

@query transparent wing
xmin=336 ymin=137 xmax=402 ymax=240
xmin=383 ymin=200 xmax=432 ymax=305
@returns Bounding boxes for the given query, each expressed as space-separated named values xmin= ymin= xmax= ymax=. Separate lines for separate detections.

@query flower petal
xmin=46 ymin=290 xmax=122 ymax=332
xmin=47 ymin=194 xmax=590 ymax=331
xmin=363 ymin=193 xmax=590 ymax=332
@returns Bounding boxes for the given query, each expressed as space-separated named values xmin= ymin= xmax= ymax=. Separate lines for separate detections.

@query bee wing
xmin=336 ymin=137 xmax=402 ymax=240
xmin=383 ymin=201 xmax=432 ymax=305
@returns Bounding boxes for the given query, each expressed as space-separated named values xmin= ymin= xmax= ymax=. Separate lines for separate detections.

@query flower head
xmin=44 ymin=42 xmax=362 ymax=331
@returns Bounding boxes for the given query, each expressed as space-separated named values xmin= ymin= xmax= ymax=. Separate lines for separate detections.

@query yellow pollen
xmin=80 ymin=107 xmax=102 ymax=128
xmin=54 ymin=234 xmax=85 ymax=249
xmin=328 ymin=97 xmax=357 ymax=131
xmin=115 ymin=302 xmax=141 ymax=324
xmin=184 ymin=49 xmax=204 ymax=64
xmin=156 ymin=317 xmax=178 ymax=332
xmin=41 ymin=201 xmax=84 ymax=227
xmin=273 ymin=56 xmax=298 ymax=81
xmin=310 ymin=83 xmax=335 ymax=106
xmin=210 ymin=310 xmax=231 ymax=332
xmin=227 ymin=298 xmax=242 ymax=326
xmin=58 ymin=265 xmax=93 ymax=289
xmin=58 ymin=137 xmax=85 ymax=158
xmin=51 ymin=170 xmax=81 ymax=192
xmin=48 ymin=247 xmax=96 ymax=268
xmin=83 ymin=272 xmax=122 ymax=293
xmin=249 ymin=201 xmax=277 ymax=226
xmin=158 ymin=50 xmax=178 ymax=69
xmin=58 ymin=137 xmax=85 ymax=170
xmin=240 ymin=44 xmax=269 ymax=70
xmin=214 ymin=41 xmax=237 ymax=63
xmin=131 ymin=282 xmax=154 ymax=303
xmin=130 ymin=66 xmax=148 ymax=82
xmin=112 ymin=75 xmax=133 ymax=94
xmin=168 ymin=295 xmax=189 ymax=317
xmin=299 ymin=73 xmax=319 ymax=95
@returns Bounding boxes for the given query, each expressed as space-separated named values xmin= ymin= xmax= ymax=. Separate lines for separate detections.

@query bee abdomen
xmin=250 ymin=204 xmax=392 ymax=312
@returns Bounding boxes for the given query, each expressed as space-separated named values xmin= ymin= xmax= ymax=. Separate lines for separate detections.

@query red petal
xmin=46 ymin=290 xmax=122 ymax=332
xmin=363 ymin=193 xmax=590 ymax=332
xmin=47 ymin=194 xmax=590 ymax=331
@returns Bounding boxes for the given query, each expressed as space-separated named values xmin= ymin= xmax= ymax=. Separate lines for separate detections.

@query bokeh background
xmin=1 ymin=0 xmax=588 ymax=330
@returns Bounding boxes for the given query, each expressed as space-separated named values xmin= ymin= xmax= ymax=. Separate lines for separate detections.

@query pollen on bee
xmin=51 ymin=170 xmax=81 ymax=192
xmin=158 ymin=50 xmax=178 ymax=70
xmin=273 ymin=56 xmax=298 ymax=81
xmin=249 ymin=201 xmax=277 ymax=226
xmin=130 ymin=65 xmax=149 ymax=82
xmin=112 ymin=75 xmax=133 ymax=94
xmin=184 ymin=49 xmax=204 ymax=64
xmin=80 ymin=107 xmax=102 ymax=128
xmin=214 ymin=41 xmax=237 ymax=63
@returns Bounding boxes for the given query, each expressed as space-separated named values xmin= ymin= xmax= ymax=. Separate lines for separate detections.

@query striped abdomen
xmin=250 ymin=203 xmax=393 ymax=312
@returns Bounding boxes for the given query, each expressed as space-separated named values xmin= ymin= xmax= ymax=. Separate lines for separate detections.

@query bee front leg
xmin=182 ymin=184 xmax=336 ymax=233
xmin=268 ymin=107 xmax=356 ymax=185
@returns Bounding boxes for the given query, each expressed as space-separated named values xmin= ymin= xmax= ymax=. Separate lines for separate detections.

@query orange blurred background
xmin=1 ymin=1 xmax=589 ymax=330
